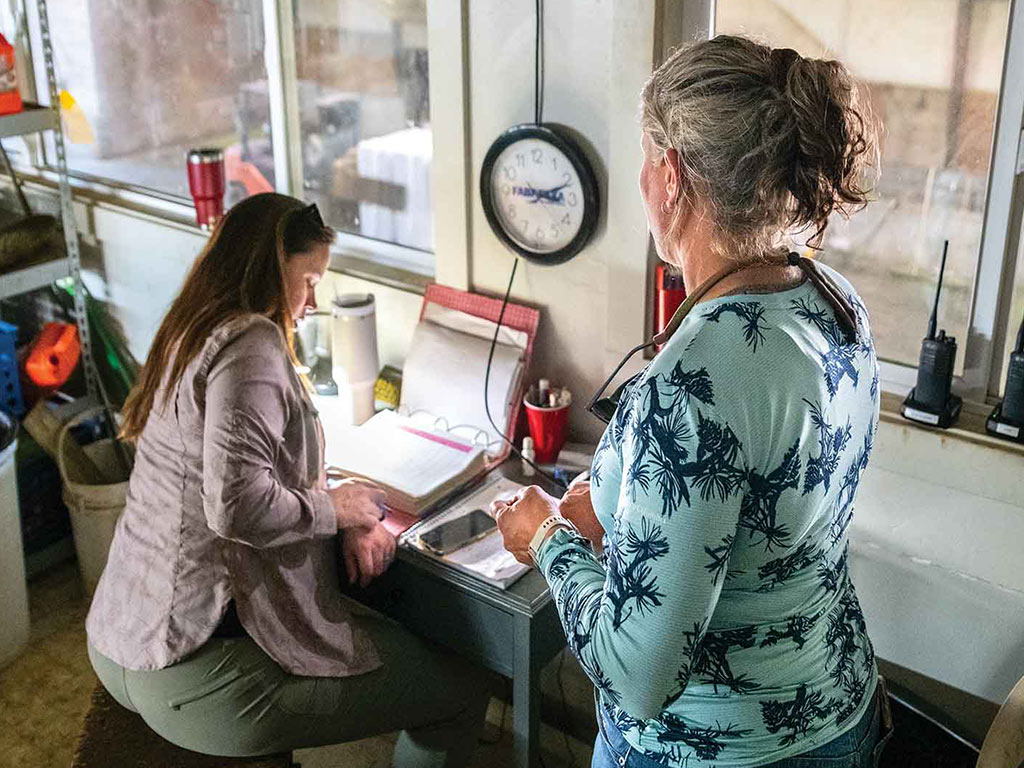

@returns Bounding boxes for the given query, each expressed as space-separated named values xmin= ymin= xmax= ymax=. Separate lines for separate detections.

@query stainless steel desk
xmin=344 ymin=465 xmax=569 ymax=768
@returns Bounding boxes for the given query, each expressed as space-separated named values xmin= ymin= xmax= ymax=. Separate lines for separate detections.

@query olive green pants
xmin=88 ymin=609 xmax=490 ymax=768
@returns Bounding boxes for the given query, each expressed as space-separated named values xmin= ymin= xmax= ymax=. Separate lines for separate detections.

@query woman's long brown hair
xmin=120 ymin=193 xmax=333 ymax=441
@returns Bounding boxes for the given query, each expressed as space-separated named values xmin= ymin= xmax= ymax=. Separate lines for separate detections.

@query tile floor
xmin=0 ymin=562 xmax=593 ymax=768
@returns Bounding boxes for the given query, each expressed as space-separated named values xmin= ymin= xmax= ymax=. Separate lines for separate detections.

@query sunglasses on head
xmin=299 ymin=202 xmax=325 ymax=228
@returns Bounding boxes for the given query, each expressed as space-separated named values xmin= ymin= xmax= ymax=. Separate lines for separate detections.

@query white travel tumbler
xmin=331 ymin=293 xmax=379 ymax=425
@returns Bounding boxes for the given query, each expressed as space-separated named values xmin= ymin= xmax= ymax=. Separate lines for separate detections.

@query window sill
xmin=878 ymin=390 xmax=1024 ymax=458
xmin=328 ymin=252 xmax=432 ymax=295
xmin=9 ymin=167 xmax=436 ymax=294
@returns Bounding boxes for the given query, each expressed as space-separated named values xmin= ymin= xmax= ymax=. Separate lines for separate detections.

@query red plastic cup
xmin=524 ymin=396 xmax=570 ymax=464
xmin=186 ymin=148 xmax=226 ymax=230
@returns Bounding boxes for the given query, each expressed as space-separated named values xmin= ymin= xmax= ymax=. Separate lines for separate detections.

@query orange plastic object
xmin=224 ymin=144 xmax=274 ymax=197
xmin=0 ymin=34 xmax=22 ymax=116
xmin=25 ymin=323 xmax=80 ymax=388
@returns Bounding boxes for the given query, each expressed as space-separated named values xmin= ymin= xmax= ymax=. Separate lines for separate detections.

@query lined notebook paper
xmin=323 ymin=410 xmax=487 ymax=517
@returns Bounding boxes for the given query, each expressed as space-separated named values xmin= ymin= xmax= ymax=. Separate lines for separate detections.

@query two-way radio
xmin=986 ymin=307 xmax=1024 ymax=443
xmin=901 ymin=240 xmax=962 ymax=428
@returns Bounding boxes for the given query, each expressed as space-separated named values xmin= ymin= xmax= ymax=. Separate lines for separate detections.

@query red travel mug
xmin=186 ymin=148 xmax=226 ymax=230
xmin=524 ymin=395 xmax=570 ymax=464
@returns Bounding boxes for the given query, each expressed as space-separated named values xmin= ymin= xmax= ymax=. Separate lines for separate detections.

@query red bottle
xmin=0 ymin=33 xmax=22 ymax=116
xmin=655 ymin=264 xmax=687 ymax=345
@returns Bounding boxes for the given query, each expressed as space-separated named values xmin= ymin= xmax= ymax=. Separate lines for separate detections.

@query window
xmin=292 ymin=0 xmax=433 ymax=258
xmin=39 ymin=0 xmax=270 ymax=202
xmin=715 ymin=0 xmax=1012 ymax=373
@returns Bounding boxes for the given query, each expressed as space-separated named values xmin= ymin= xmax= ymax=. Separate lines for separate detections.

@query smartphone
xmin=419 ymin=510 xmax=497 ymax=556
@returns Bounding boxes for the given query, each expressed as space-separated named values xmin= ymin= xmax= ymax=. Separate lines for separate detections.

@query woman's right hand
xmin=327 ymin=478 xmax=386 ymax=531
xmin=558 ymin=481 xmax=605 ymax=555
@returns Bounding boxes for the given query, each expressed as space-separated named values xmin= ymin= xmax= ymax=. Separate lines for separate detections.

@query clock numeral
xmin=507 ymin=204 xmax=516 ymax=222
xmin=551 ymin=157 xmax=557 ymax=171
xmin=520 ymin=219 xmax=529 ymax=233
xmin=531 ymin=148 xmax=543 ymax=164
xmin=567 ymin=191 xmax=578 ymax=207
xmin=502 ymin=184 xmax=511 ymax=196
xmin=535 ymin=226 xmax=545 ymax=241
xmin=503 ymin=165 xmax=517 ymax=180
xmin=561 ymin=212 xmax=571 ymax=225
xmin=549 ymin=225 xmax=560 ymax=240
xmin=515 ymin=153 xmax=526 ymax=168
xmin=562 ymin=171 xmax=572 ymax=185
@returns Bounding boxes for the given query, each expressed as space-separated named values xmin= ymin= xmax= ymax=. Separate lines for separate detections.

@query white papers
xmin=400 ymin=320 xmax=523 ymax=449
xmin=422 ymin=303 xmax=528 ymax=350
xmin=403 ymin=476 xmax=530 ymax=589
xmin=323 ymin=410 xmax=486 ymax=515
xmin=446 ymin=532 xmax=528 ymax=584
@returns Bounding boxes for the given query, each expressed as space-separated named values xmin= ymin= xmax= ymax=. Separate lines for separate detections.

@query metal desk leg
xmin=513 ymin=613 xmax=541 ymax=768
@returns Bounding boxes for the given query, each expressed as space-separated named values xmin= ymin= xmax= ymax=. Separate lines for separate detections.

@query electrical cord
xmin=534 ymin=0 xmax=545 ymax=124
xmin=482 ymin=257 xmax=568 ymax=491
xmin=480 ymin=0 xmax=566 ymax=491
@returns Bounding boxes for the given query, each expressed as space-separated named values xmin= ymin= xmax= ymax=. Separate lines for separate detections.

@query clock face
xmin=488 ymin=137 xmax=586 ymax=255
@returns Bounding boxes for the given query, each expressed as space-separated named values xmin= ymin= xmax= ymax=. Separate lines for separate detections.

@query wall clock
xmin=480 ymin=123 xmax=599 ymax=265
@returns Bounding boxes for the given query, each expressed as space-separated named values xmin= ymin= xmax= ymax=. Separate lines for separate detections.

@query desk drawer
xmin=351 ymin=559 xmax=516 ymax=676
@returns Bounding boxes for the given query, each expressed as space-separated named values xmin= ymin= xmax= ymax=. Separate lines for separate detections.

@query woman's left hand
xmin=342 ymin=520 xmax=396 ymax=588
xmin=490 ymin=485 xmax=561 ymax=565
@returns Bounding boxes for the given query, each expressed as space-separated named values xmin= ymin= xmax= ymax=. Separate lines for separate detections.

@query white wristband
xmin=528 ymin=515 xmax=575 ymax=563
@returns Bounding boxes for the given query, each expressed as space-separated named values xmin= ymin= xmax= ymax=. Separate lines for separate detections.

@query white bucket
xmin=58 ymin=408 xmax=130 ymax=595
xmin=0 ymin=421 xmax=29 ymax=669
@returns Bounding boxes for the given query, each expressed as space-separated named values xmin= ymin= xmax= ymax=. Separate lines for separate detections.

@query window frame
xmin=18 ymin=0 xmax=471 ymax=288
xmin=704 ymin=0 xmax=1024 ymax=409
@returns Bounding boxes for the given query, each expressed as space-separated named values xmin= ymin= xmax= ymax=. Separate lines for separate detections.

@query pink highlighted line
xmin=398 ymin=425 xmax=474 ymax=453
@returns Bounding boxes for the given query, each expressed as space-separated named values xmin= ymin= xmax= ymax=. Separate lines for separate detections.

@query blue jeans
xmin=592 ymin=686 xmax=892 ymax=768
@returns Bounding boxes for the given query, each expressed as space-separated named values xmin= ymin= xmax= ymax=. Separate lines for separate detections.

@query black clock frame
xmin=479 ymin=123 xmax=600 ymax=266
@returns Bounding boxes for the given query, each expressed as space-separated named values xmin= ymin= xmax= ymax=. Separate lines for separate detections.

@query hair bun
xmin=639 ymin=35 xmax=877 ymax=258
xmin=768 ymin=47 xmax=801 ymax=91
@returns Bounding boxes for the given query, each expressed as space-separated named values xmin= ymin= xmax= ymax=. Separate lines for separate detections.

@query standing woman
xmin=495 ymin=37 xmax=891 ymax=767
xmin=87 ymin=193 xmax=489 ymax=766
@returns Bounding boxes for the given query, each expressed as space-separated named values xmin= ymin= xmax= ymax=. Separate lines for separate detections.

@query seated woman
xmin=87 ymin=193 xmax=489 ymax=766
xmin=494 ymin=36 xmax=891 ymax=768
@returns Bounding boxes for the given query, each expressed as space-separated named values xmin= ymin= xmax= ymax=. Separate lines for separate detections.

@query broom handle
xmin=0 ymin=142 xmax=32 ymax=217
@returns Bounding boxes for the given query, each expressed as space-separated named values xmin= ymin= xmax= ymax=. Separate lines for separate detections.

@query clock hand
xmin=525 ymin=182 xmax=570 ymax=204
xmin=522 ymin=180 xmax=562 ymax=226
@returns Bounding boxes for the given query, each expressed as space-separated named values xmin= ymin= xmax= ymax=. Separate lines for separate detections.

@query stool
xmin=72 ymin=684 xmax=295 ymax=768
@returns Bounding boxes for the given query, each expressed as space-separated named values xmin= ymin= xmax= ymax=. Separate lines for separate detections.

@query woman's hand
xmin=342 ymin=521 xmax=396 ymax=587
xmin=327 ymin=478 xmax=386 ymax=531
xmin=490 ymin=485 xmax=561 ymax=565
xmin=559 ymin=481 xmax=605 ymax=556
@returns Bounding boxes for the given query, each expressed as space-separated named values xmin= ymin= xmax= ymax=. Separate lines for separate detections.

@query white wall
xmin=849 ymin=419 xmax=1024 ymax=705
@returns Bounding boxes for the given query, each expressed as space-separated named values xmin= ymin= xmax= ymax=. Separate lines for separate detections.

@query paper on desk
xmin=402 ymin=476 xmax=530 ymax=589
xmin=446 ymin=531 xmax=530 ymax=584
xmin=400 ymin=320 xmax=523 ymax=448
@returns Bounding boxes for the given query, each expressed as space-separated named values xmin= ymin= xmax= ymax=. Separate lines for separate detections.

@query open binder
xmin=322 ymin=284 xmax=539 ymax=531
